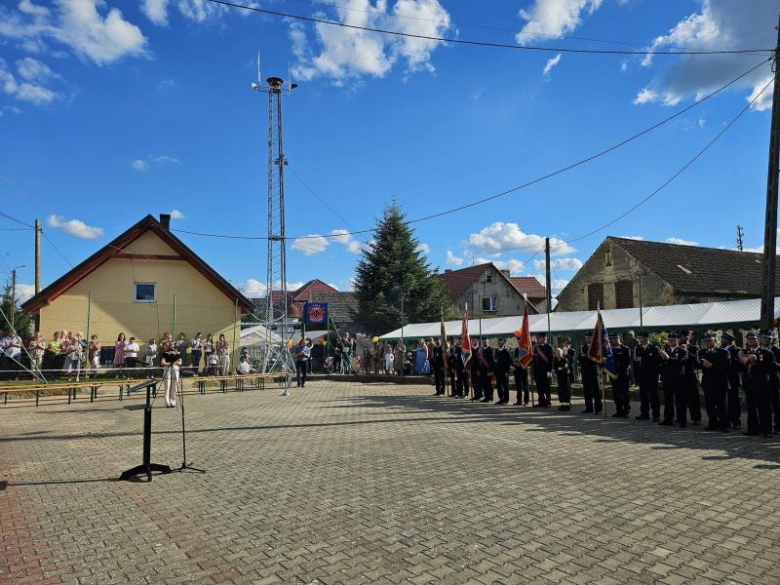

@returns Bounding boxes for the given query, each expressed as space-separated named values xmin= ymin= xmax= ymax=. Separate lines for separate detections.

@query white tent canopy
xmin=240 ymin=324 xmax=283 ymax=346
xmin=378 ymin=296 xmax=780 ymax=340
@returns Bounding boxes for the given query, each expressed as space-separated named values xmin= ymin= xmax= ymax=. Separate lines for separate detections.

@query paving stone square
xmin=2 ymin=381 xmax=780 ymax=584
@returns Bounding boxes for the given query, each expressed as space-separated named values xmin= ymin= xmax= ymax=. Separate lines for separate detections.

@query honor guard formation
xmin=424 ymin=329 xmax=780 ymax=439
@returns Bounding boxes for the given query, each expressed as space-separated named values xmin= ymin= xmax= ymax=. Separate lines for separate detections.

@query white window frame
xmin=482 ymin=296 xmax=497 ymax=313
xmin=134 ymin=282 xmax=157 ymax=303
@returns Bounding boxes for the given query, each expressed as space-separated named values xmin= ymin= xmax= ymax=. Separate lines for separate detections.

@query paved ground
xmin=2 ymin=382 xmax=780 ymax=585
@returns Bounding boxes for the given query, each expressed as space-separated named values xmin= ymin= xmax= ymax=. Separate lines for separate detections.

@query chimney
xmin=159 ymin=214 xmax=171 ymax=230
xmin=444 ymin=269 xmax=453 ymax=273
xmin=501 ymin=269 xmax=510 ymax=278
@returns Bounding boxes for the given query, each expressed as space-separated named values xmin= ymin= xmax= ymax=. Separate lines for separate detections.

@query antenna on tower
xmin=257 ymin=50 xmax=262 ymax=84
xmin=737 ymin=224 xmax=745 ymax=252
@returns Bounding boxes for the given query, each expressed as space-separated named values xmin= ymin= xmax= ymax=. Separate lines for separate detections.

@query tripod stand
xmin=120 ymin=380 xmax=172 ymax=482
xmin=174 ymin=370 xmax=205 ymax=475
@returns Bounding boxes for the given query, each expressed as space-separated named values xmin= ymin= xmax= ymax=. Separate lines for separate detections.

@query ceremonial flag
xmin=440 ymin=314 xmax=449 ymax=368
xmin=514 ymin=308 xmax=533 ymax=369
xmin=303 ymin=302 xmax=328 ymax=327
xmin=461 ymin=305 xmax=472 ymax=363
xmin=588 ymin=310 xmax=616 ymax=375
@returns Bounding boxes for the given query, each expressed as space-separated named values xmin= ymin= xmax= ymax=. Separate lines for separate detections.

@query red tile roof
xmin=508 ymin=276 xmax=547 ymax=300
xmin=437 ymin=263 xmax=547 ymax=302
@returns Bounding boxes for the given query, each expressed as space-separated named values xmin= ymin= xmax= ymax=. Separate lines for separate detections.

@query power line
xmin=567 ymin=76 xmax=776 ymax=244
xmin=41 ymin=231 xmax=74 ymax=268
xmin=288 ymin=166 xmax=362 ymax=235
xmin=172 ymin=58 xmax=771 ymax=242
xmin=208 ymin=0 xmax=772 ymax=56
xmin=0 ymin=211 xmax=34 ymax=229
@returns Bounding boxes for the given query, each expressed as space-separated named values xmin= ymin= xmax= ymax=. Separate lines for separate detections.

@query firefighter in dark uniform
xmin=533 ymin=332 xmax=554 ymax=407
xmin=678 ymin=330 xmax=702 ymax=425
xmin=554 ymin=347 xmax=572 ymax=411
xmin=451 ymin=338 xmax=464 ymax=398
xmin=579 ymin=333 xmax=601 ymax=414
xmin=563 ymin=338 xmax=577 ymax=383
xmin=431 ymin=338 xmax=445 ymax=396
xmin=478 ymin=338 xmax=495 ymax=403
xmin=766 ymin=333 xmax=780 ymax=434
xmin=698 ymin=332 xmax=730 ymax=432
xmin=721 ymin=332 xmax=743 ymax=429
xmin=469 ymin=339 xmax=482 ymax=401
xmin=512 ymin=347 xmax=530 ymax=405
xmin=609 ymin=332 xmax=632 ymax=418
xmin=739 ymin=331 xmax=774 ymax=438
xmin=494 ymin=338 xmax=512 ymax=405
xmin=658 ymin=333 xmax=680 ymax=426
xmin=447 ymin=337 xmax=458 ymax=397
xmin=634 ymin=331 xmax=661 ymax=422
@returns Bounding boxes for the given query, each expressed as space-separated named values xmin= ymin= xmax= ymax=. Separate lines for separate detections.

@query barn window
xmin=134 ymin=283 xmax=156 ymax=303
xmin=615 ymin=280 xmax=634 ymax=309
xmin=605 ymin=250 xmax=613 ymax=267
xmin=588 ymin=283 xmax=604 ymax=310
xmin=482 ymin=296 xmax=497 ymax=312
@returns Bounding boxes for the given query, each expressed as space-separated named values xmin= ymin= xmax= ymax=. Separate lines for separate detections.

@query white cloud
xmin=14 ymin=283 xmax=35 ymax=303
xmin=464 ymin=222 xmax=574 ymax=257
xmin=664 ymin=237 xmax=699 ymax=246
xmin=446 ymin=250 xmax=464 ymax=266
xmin=0 ymin=0 xmax=148 ymax=66
xmin=632 ymin=86 xmax=681 ymax=107
xmin=290 ymin=0 xmax=451 ymax=84
xmin=516 ymin=0 xmax=603 ymax=44
xmin=330 ymin=229 xmax=364 ymax=254
xmin=131 ymin=159 xmax=148 ymax=171
xmin=637 ymin=0 xmax=776 ymax=111
xmin=619 ymin=235 xmax=644 ymax=240
xmin=0 ymin=57 xmax=57 ymax=104
xmin=551 ymin=279 xmax=570 ymax=292
xmin=620 ymin=59 xmax=628 ymax=72
xmin=130 ymin=154 xmax=180 ymax=171
xmin=542 ymin=53 xmax=562 ymax=78
xmin=292 ymin=235 xmax=329 ymax=256
xmin=416 ymin=243 xmax=430 ymax=255
xmin=142 ymin=0 xmax=171 ymax=25
xmin=16 ymin=56 xmax=56 ymax=80
xmin=534 ymin=257 xmax=583 ymax=271
xmin=240 ymin=279 xmax=267 ymax=297
xmin=170 ymin=209 xmax=184 ymax=219
xmin=46 ymin=214 xmax=104 ymax=239
xmin=475 ymin=257 xmax=525 ymax=274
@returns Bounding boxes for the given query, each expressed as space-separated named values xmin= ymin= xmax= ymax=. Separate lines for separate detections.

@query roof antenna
xmin=257 ymin=50 xmax=262 ymax=84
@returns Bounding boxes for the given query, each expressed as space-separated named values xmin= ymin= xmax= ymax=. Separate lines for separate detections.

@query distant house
xmin=556 ymin=236 xmax=780 ymax=312
xmin=23 ymin=214 xmax=253 ymax=356
xmin=310 ymin=290 xmax=365 ymax=337
xmin=437 ymin=263 xmax=544 ymax=317
xmin=252 ymin=280 xmax=338 ymax=320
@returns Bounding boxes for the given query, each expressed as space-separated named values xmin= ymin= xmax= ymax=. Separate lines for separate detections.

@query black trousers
xmin=582 ymin=368 xmax=601 ymax=412
xmin=433 ymin=366 xmax=445 ymax=394
xmin=661 ymin=374 xmax=676 ymax=423
xmin=454 ymin=368 xmax=465 ymax=397
xmin=471 ymin=370 xmax=482 ymax=399
xmin=535 ymin=371 xmax=551 ymax=405
xmin=770 ymin=383 xmax=780 ymax=431
xmin=746 ymin=388 xmax=772 ymax=435
xmin=611 ymin=375 xmax=630 ymax=415
xmin=638 ymin=374 xmax=660 ymax=419
xmin=514 ymin=368 xmax=529 ymax=404
xmin=703 ymin=383 xmax=728 ymax=430
xmin=685 ymin=377 xmax=702 ymax=422
xmin=727 ymin=375 xmax=741 ymax=427
xmin=480 ymin=370 xmax=493 ymax=401
xmin=296 ymin=360 xmax=307 ymax=386
xmin=495 ymin=371 xmax=509 ymax=403
xmin=557 ymin=375 xmax=571 ymax=405
xmin=448 ymin=368 xmax=457 ymax=395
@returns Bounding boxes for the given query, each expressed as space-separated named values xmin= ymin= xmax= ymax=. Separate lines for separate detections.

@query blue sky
xmin=0 ymin=0 xmax=777 ymax=303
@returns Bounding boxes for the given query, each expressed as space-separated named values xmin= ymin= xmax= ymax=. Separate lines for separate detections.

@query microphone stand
xmin=175 ymin=367 xmax=205 ymax=475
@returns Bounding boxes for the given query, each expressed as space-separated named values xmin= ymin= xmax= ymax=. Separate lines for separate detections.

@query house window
xmin=587 ymin=283 xmax=604 ymax=310
xmin=485 ymin=275 xmax=492 ymax=283
xmin=134 ymin=283 xmax=156 ymax=303
xmin=482 ymin=296 xmax=497 ymax=312
xmin=615 ymin=280 xmax=634 ymax=309
xmin=605 ymin=250 xmax=613 ymax=267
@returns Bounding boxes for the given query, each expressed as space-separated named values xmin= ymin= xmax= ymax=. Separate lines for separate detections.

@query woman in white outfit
xmin=217 ymin=334 xmax=230 ymax=376
xmin=160 ymin=334 xmax=181 ymax=408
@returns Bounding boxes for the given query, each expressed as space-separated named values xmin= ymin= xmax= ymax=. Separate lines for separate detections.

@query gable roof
xmin=609 ymin=236 xmax=780 ymax=296
xmin=290 ymin=279 xmax=338 ymax=302
xmin=22 ymin=214 xmax=254 ymax=314
xmin=310 ymin=291 xmax=358 ymax=324
xmin=437 ymin=263 xmax=546 ymax=302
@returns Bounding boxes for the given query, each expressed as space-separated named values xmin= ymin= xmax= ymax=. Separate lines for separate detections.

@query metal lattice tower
xmin=252 ymin=63 xmax=297 ymax=382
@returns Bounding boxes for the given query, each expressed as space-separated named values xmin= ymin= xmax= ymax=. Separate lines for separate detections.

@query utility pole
xmin=759 ymin=17 xmax=780 ymax=332
xmin=34 ymin=218 xmax=41 ymax=294
xmin=737 ymin=225 xmax=745 ymax=252
xmin=545 ymin=237 xmax=552 ymax=337
xmin=10 ymin=267 xmax=16 ymax=331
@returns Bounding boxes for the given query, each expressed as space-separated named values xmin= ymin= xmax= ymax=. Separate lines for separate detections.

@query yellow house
xmin=23 ymin=214 xmax=253 ymax=363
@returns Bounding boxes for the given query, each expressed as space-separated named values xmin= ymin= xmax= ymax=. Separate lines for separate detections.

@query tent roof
xmin=378 ymin=296 xmax=779 ymax=340
xmin=240 ymin=324 xmax=282 ymax=345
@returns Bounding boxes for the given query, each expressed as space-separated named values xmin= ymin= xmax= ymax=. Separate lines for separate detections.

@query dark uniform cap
xmin=678 ymin=330 xmax=689 ymax=336
xmin=746 ymin=331 xmax=758 ymax=339
xmin=608 ymin=333 xmax=619 ymax=339
xmin=703 ymin=332 xmax=717 ymax=341
xmin=498 ymin=337 xmax=506 ymax=343
xmin=562 ymin=337 xmax=571 ymax=343
xmin=536 ymin=332 xmax=547 ymax=337
xmin=637 ymin=331 xmax=650 ymax=338
xmin=760 ymin=330 xmax=774 ymax=339
xmin=667 ymin=332 xmax=679 ymax=339
xmin=722 ymin=333 xmax=735 ymax=342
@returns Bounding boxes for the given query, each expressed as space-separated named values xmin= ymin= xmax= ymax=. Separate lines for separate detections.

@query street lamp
xmin=5 ymin=265 xmax=26 ymax=331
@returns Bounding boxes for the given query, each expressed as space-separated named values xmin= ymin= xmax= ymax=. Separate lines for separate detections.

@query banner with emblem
xmin=303 ymin=302 xmax=328 ymax=327
xmin=514 ymin=308 xmax=533 ymax=368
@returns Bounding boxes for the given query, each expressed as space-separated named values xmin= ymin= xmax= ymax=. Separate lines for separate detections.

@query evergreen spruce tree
xmin=354 ymin=203 xmax=450 ymax=334
xmin=1 ymin=278 xmax=33 ymax=337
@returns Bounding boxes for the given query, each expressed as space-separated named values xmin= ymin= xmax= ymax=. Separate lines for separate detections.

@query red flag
xmin=461 ymin=306 xmax=471 ymax=358
xmin=588 ymin=310 xmax=605 ymax=363
xmin=514 ymin=308 xmax=533 ymax=368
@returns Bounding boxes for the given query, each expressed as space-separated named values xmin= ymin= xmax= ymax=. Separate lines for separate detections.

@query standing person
xmin=761 ymin=331 xmax=780 ymax=434
xmin=113 ymin=333 xmax=126 ymax=374
xmin=494 ymin=338 xmax=512 ymax=405
xmin=145 ymin=338 xmax=158 ymax=371
xmin=678 ymin=330 xmax=702 ymax=425
xmin=452 ymin=338 xmax=465 ymax=398
xmin=203 ymin=334 xmax=214 ymax=375
xmin=554 ymin=347 xmax=572 ymax=411
xmin=190 ymin=332 xmax=203 ymax=376
xmin=217 ymin=334 xmax=230 ymax=376
xmin=469 ymin=339 xmax=481 ymax=401
xmin=28 ymin=331 xmax=46 ymax=374
xmin=160 ymin=337 xmax=181 ymax=408
xmin=512 ymin=349 xmax=530 ymax=406
xmin=562 ymin=338 xmax=576 ymax=383
xmin=658 ymin=333 xmax=680 ymax=426
xmin=431 ymin=338 xmax=445 ymax=396
xmin=634 ymin=332 xmax=661 ymax=422
xmin=294 ymin=338 xmax=311 ymax=387
xmin=698 ymin=332 xmax=730 ymax=432
xmin=608 ymin=333 xmax=632 ymax=418
xmin=447 ymin=338 xmax=458 ymax=397
xmin=532 ymin=332 xmax=554 ymax=408
xmin=740 ymin=331 xmax=774 ymax=438
xmin=88 ymin=335 xmax=101 ymax=373
xmin=384 ymin=345 xmax=394 ymax=375
xmin=45 ymin=331 xmax=63 ymax=378
xmin=579 ymin=333 xmax=601 ymax=414
xmin=625 ymin=330 xmax=639 ymax=386
xmin=124 ymin=336 xmax=140 ymax=372
xmin=477 ymin=338 xmax=494 ymax=403
xmin=721 ymin=332 xmax=743 ymax=430
xmin=176 ymin=333 xmax=189 ymax=369
xmin=3 ymin=329 xmax=22 ymax=381
xmin=67 ymin=332 xmax=85 ymax=381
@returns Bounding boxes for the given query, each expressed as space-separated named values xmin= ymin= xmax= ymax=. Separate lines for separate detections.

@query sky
xmin=0 ymin=0 xmax=778 ymax=305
